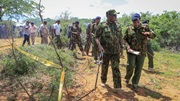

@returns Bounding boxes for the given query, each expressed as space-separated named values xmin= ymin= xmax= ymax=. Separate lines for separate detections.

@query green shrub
xmin=61 ymin=35 xmax=69 ymax=47
xmin=151 ymin=40 xmax=161 ymax=51
xmin=0 ymin=50 xmax=38 ymax=77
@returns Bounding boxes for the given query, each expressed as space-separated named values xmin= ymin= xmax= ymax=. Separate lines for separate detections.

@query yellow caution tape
xmin=13 ymin=45 xmax=61 ymax=69
xmin=2 ymin=44 xmax=65 ymax=100
xmin=0 ymin=45 xmax=12 ymax=49
xmin=58 ymin=70 xmax=65 ymax=101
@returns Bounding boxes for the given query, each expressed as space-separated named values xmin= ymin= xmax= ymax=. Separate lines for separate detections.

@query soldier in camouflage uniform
xmin=70 ymin=21 xmax=86 ymax=56
xmin=142 ymin=20 xmax=155 ymax=71
xmin=91 ymin=16 xmax=101 ymax=63
xmin=95 ymin=9 xmax=123 ymax=91
xmin=85 ymin=19 xmax=95 ymax=55
xmin=124 ymin=13 xmax=156 ymax=92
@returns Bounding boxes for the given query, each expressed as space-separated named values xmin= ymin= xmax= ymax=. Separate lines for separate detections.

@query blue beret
xmin=132 ymin=13 xmax=141 ymax=21
xmin=95 ymin=16 xmax=101 ymax=19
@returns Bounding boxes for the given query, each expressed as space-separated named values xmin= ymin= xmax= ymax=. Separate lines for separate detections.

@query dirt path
xmin=67 ymin=52 xmax=180 ymax=101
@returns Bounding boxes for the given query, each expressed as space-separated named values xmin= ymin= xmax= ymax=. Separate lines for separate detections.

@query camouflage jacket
xmin=91 ymin=23 xmax=100 ymax=38
xmin=95 ymin=21 xmax=122 ymax=54
xmin=71 ymin=26 xmax=82 ymax=36
xmin=123 ymin=23 xmax=156 ymax=54
xmin=86 ymin=23 xmax=93 ymax=39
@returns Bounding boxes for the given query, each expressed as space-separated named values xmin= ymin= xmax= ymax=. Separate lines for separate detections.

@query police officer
xmin=124 ymin=13 xmax=156 ymax=92
xmin=95 ymin=9 xmax=123 ymax=92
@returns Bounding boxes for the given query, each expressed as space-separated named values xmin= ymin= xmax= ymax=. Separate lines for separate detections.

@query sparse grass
xmin=141 ymin=50 xmax=180 ymax=98
xmin=0 ymin=44 xmax=76 ymax=100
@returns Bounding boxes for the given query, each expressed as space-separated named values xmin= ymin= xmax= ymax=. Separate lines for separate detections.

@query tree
xmin=0 ymin=0 xmax=41 ymax=21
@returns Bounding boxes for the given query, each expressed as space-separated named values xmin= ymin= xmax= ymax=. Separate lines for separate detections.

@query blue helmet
xmin=132 ymin=13 xmax=141 ymax=21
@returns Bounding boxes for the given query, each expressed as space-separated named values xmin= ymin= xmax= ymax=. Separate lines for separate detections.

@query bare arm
xmin=95 ymin=38 xmax=104 ymax=53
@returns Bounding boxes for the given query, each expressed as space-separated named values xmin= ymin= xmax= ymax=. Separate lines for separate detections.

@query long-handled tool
xmin=95 ymin=52 xmax=103 ymax=88
xmin=78 ymin=52 xmax=103 ymax=101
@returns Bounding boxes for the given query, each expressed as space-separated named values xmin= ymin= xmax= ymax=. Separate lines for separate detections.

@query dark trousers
xmin=147 ymin=42 xmax=154 ymax=68
xmin=56 ymin=35 xmax=61 ymax=49
xmin=125 ymin=53 xmax=145 ymax=85
xmin=68 ymin=38 xmax=72 ymax=50
xmin=22 ymin=34 xmax=30 ymax=46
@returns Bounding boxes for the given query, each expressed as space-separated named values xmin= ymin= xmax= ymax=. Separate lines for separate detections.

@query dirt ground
xmin=66 ymin=52 xmax=180 ymax=101
xmin=0 ymin=38 xmax=180 ymax=101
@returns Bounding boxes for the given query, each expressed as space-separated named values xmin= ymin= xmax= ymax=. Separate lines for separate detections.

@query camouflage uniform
xmin=95 ymin=20 xmax=123 ymax=88
xmin=91 ymin=23 xmax=99 ymax=60
xmin=70 ymin=25 xmax=84 ymax=51
xmin=142 ymin=20 xmax=154 ymax=69
xmin=85 ymin=23 xmax=93 ymax=55
xmin=124 ymin=23 xmax=156 ymax=85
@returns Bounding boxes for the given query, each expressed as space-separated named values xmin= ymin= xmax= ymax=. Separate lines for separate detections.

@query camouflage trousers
xmin=101 ymin=54 xmax=122 ymax=88
xmin=85 ymin=37 xmax=92 ymax=55
xmin=70 ymin=34 xmax=83 ymax=51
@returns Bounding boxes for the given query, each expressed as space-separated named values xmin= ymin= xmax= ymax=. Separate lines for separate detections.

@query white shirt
xmin=54 ymin=23 xmax=61 ymax=35
xmin=23 ymin=25 xmax=30 ymax=36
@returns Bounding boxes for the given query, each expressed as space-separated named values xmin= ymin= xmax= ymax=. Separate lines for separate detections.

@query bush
xmin=0 ymin=49 xmax=38 ymax=77
xmin=61 ymin=35 xmax=70 ymax=47
xmin=151 ymin=40 xmax=161 ymax=51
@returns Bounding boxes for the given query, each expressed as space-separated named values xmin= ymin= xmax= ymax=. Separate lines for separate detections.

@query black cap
xmin=75 ymin=21 xmax=79 ymax=24
xmin=44 ymin=21 xmax=47 ymax=23
xmin=142 ymin=20 xmax=150 ymax=24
